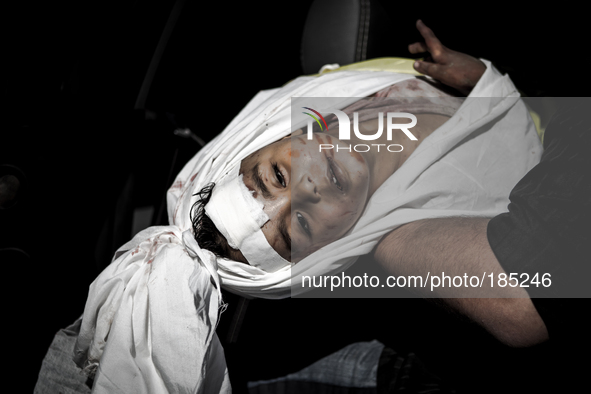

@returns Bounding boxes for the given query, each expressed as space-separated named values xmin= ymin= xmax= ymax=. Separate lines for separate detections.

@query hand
xmin=409 ymin=20 xmax=486 ymax=95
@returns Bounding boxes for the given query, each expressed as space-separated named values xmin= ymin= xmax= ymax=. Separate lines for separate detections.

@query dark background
xmin=3 ymin=1 xmax=589 ymax=392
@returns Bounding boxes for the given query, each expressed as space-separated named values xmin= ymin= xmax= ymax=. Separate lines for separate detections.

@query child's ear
xmin=282 ymin=129 xmax=304 ymax=140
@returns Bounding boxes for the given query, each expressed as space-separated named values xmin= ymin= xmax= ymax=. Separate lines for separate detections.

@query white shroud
xmin=73 ymin=60 xmax=542 ymax=393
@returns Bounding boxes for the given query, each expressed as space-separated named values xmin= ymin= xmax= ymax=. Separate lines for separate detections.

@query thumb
xmin=413 ymin=60 xmax=443 ymax=79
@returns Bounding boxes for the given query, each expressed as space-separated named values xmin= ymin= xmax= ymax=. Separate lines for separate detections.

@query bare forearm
xmin=373 ymin=217 xmax=548 ymax=347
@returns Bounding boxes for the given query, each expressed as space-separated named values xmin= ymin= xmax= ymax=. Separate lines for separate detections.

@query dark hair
xmin=190 ymin=183 xmax=234 ymax=259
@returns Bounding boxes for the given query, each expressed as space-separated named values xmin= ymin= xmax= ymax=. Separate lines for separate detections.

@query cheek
xmin=261 ymin=195 xmax=289 ymax=220
xmin=320 ymin=198 xmax=364 ymax=235
xmin=261 ymin=222 xmax=290 ymax=260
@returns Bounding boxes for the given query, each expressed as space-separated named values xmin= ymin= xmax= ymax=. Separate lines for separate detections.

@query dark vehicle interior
xmin=4 ymin=0 xmax=589 ymax=392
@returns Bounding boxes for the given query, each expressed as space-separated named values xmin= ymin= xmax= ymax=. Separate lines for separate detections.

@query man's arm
xmin=373 ymin=217 xmax=548 ymax=347
xmin=376 ymin=21 xmax=549 ymax=347
xmin=408 ymin=20 xmax=486 ymax=95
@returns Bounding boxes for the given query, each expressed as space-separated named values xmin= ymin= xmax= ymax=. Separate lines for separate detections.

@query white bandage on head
xmin=204 ymin=164 xmax=291 ymax=273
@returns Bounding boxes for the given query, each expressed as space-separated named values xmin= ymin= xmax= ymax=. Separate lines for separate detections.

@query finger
xmin=415 ymin=20 xmax=444 ymax=57
xmin=408 ymin=42 xmax=428 ymax=54
xmin=413 ymin=60 xmax=444 ymax=79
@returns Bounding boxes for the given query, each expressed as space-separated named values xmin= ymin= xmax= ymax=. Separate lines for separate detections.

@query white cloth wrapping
xmin=73 ymin=60 xmax=542 ymax=393
xmin=204 ymin=164 xmax=291 ymax=273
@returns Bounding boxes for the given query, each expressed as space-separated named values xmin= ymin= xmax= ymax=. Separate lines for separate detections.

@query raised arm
xmin=371 ymin=23 xmax=549 ymax=347
xmin=409 ymin=20 xmax=486 ymax=95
